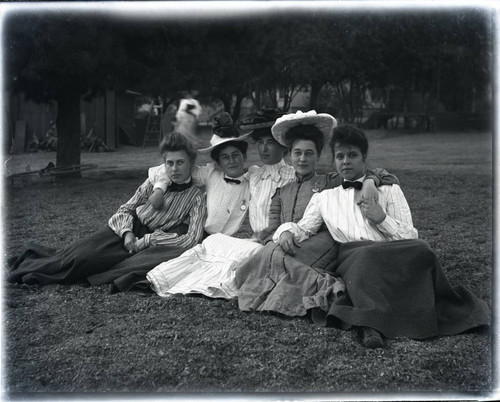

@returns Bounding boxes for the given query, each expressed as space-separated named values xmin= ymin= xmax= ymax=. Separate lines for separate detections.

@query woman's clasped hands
xmin=123 ymin=232 xmax=147 ymax=254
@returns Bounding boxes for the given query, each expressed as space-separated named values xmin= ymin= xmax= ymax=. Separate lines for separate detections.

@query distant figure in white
xmin=173 ymin=98 xmax=203 ymax=147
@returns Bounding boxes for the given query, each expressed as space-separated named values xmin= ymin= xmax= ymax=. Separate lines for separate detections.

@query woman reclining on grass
xmin=146 ymin=111 xmax=399 ymax=299
xmin=240 ymin=123 xmax=490 ymax=349
xmin=8 ymin=133 xmax=206 ymax=287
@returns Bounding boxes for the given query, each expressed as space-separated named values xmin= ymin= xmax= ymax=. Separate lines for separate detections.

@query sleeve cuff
xmin=119 ymin=229 xmax=133 ymax=238
xmin=154 ymin=182 xmax=168 ymax=192
xmin=376 ymin=215 xmax=397 ymax=235
xmin=273 ymin=222 xmax=296 ymax=242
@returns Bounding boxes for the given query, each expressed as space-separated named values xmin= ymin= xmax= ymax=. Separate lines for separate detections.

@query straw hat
xmin=271 ymin=110 xmax=337 ymax=146
xmin=199 ymin=112 xmax=250 ymax=154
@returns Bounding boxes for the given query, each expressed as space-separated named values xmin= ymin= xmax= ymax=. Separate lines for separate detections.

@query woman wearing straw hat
xmin=269 ymin=124 xmax=489 ymax=348
xmin=145 ymin=111 xmax=397 ymax=299
xmin=97 ymin=112 xmax=253 ymax=293
xmin=144 ymin=112 xmax=270 ymax=298
xmin=236 ymin=111 xmax=398 ymax=317
xmin=149 ymin=112 xmax=252 ymax=239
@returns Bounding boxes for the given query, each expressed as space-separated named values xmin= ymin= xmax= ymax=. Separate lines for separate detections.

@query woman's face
xmin=333 ymin=143 xmax=366 ymax=181
xmin=164 ymin=150 xmax=192 ymax=183
xmin=217 ymin=145 xmax=246 ymax=178
xmin=290 ymin=139 xmax=318 ymax=177
xmin=256 ymin=135 xmax=285 ymax=165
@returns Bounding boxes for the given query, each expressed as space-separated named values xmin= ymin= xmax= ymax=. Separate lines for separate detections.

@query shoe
xmin=108 ymin=283 xmax=120 ymax=294
xmin=359 ymin=327 xmax=384 ymax=349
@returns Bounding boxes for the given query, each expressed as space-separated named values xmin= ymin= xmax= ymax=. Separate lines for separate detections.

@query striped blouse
xmin=108 ymin=178 xmax=207 ymax=249
xmin=247 ymin=160 xmax=296 ymax=233
xmin=149 ymin=163 xmax=250 ymax=236
xmin=265 ymin=167 xmax=400 ymax=239
xmin=273 ymin=176 xmax=418 ymax=244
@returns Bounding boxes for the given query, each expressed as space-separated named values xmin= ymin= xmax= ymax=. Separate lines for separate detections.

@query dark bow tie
xmin=342 ymin=180 xmax=363 ymax=190
xmin=169 ymin=180 xmax=193 ymax=192
xmin=224 ymin=177 xmax=241 ymax=184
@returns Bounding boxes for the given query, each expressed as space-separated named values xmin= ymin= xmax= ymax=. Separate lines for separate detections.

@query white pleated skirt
xmin=146 ymin=233 xmax=264 ymax=299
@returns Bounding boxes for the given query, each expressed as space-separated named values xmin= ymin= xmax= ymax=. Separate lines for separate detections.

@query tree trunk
xmin=220 ymin=94 xmax=232 ymax=115
xmin=56 ymin=91 xmax=81 ymax=178
xmin=309 ymin=80 xmax=323 ymax=110
xmin=232 ymin=93 xmax=244 ymax=121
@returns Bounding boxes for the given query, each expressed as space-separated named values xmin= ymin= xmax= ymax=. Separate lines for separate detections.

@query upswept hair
xmin=330 ymin=125 xmax=368 ymax=156
xmin=284 ymin=124 xmax=325 ymax=157
xmin=160 ymin=132 xmax=197 ymax=165
xmin=210 ymin=140 xmax=249 ymax=162
xmin=250 ymin=127 xmax=273 ymax=141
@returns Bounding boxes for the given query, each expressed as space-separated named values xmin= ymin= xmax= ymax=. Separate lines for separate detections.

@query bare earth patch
xmin=2 ymin=130 xmax=493 ymax=396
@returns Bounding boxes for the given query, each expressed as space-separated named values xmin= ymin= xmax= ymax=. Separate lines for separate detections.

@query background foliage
xmin=4 ymin=7 xmax=493 ymax=165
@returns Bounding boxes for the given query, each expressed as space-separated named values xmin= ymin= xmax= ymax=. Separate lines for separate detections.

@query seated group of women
xmin=8 ymin=109 xmax=490 ymax=349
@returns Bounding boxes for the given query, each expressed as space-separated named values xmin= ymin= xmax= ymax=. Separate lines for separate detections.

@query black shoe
xmin=108 ymin=283 xmax=120 ymax=294
xmin=359 ymin=327 xmax=384 ymax=349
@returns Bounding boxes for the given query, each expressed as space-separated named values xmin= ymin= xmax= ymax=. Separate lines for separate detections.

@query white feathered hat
xmin=271 ymin=110 xmax=337 ymax=146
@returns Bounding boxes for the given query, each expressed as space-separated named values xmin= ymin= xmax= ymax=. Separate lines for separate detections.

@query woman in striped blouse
xmin=146 ymin=111 xmax=397 ymax=299
xmin=8 ymin=133 xmax=207 ymax=289
xmin=270 ymin=124 xmax=489 ymax=348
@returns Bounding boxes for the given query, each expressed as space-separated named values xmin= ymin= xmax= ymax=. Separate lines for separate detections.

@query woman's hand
xmin=356 ymin=177 xmax=378 ymax=204
xmin=123 ymin=232 xmax=139 ymax=253
xmin=279 ymin=231 xmax=300 ymax=256
xmin=135 ymin=237 xmax=147 ymax=252
xmin=358 ymin=198 xmax=386 ymax=224
xmin=149 ymin=188 xmax=164 ymax=210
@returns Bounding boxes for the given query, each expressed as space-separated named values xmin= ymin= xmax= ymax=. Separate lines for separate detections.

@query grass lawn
xmin=2 ymin=129 xmax=494 ymax=397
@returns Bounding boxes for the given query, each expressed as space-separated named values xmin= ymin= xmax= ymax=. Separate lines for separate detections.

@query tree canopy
xmin=4 ymin=7 xmax=492 ymax=166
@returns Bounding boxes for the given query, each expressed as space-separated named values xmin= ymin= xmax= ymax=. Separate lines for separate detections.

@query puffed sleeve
xmin=149 ymin=164 xmax=213 ymax=192
xmin=148 ymin=164 xmax=170 ymax=192
xmin=325 ymin=172 xmax=343 ymax=189
xmin=193 ymin=164 xmax=213 ymax=187
xmin=108 ymin=178 xmax=152 ymax=237
xmin=365 ymin=167 xmax=400 ymax=187
xmin=376 ymin=184 xmax=418 ymax=240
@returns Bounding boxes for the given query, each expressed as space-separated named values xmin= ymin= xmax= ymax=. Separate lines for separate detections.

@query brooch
xmin=312 ymin=180 xmax=322 ymax=193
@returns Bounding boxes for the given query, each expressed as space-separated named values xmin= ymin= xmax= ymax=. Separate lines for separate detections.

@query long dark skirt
xmin=316 ymin=239 xmax=490 ymax=339
xmin=236 ymin=230 xmax=345 ymax=317
xmin=87 ymin=244 xmax=186 ymax=291
xmin=8 ymin=220 xmax=188 ymax=290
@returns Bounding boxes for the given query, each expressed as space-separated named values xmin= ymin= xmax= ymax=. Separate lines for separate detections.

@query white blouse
xmin=273 ymin=179 xmax=418 ymax=244
xmin=247 ymin=160 xmax=296 ymax=233
xmin=149 ymin=160 xmax=295 ymax=235
xmin=149 ymin=163 xmax=250 ymax=236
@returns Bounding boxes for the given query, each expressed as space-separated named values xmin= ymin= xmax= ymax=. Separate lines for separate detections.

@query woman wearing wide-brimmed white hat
xmin=235 ymin=111 xmax=399 ymax=321
xmin=146 ymin=110 xmax=398 ymax=300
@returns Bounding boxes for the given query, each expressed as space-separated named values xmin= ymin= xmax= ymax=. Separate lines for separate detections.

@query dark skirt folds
xmin=86 ymin=244 xmax=186 ymax=291
xmin=8 ymin=221 xmax=189 ymax=291
xmin=236 ymin=230 xmax=345 ymax=317
xmin=314 ymin=239 xmax=490 ymax=339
